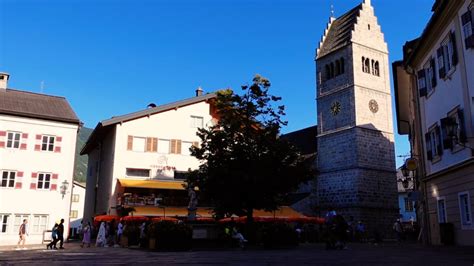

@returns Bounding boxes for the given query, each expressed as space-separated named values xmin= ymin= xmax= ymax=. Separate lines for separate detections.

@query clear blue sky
xmin=0 ymin=0 xmax=435 ymax=167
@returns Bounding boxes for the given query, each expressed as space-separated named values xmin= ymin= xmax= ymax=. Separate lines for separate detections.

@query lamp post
xmin=60 ymin=180 xmax=69 ymax=199
xmin=445 ymin=117 xmax=474 ymax=156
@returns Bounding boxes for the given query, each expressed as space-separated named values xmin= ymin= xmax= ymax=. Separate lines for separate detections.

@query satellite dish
xmin=147 ymin=103 xmax=157 ymax=108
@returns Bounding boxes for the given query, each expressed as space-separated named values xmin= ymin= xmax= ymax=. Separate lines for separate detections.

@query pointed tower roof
xmin=316 ymin=4 xmax=362 ymax=59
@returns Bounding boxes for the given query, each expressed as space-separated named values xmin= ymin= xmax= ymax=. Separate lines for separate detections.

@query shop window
xmin=126 ymin=168 xmax=150 ymax=178
xmin=32 ymin=215 xmax=48 ymax=233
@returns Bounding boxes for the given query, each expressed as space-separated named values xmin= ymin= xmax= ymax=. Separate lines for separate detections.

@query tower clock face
xmin=330 ymin=101 xmax=341 ymax=116
xmin=369 ymin=99 xmax=379 ymax=113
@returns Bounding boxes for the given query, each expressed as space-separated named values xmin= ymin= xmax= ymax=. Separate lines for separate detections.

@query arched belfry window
xmin=374 ymin=61 xmax=380 ymax=76
xmin=363 ymin=57 xmax=370 ymax=73
xmin=335 ymin=60 xmax=341 ymax=76
xmin=362 ymin=57 xmax=365 ymax=72
xmin=325 ymin=64 xmax=331 ymax=80
xmin=371 ymin=60 xmax=375 ymax=75
xmin=330 ymin=62 xmax=335 ymax=78
xmin=340 ymin=58 xmax=345 ymax=74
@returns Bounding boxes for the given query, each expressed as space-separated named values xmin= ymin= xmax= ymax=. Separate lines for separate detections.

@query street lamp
xmin=60 ymin=180 xmax=69 ymax=199
xmin=445 ymin=117 xmax=474 ymax=155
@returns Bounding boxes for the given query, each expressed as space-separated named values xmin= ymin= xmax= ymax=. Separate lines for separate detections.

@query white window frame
xmin=32 ymin=215 xmax=48 ymax=234
xmin=1 ymin=170 xmax=16 ymax=188
xmin=13 ymin=214 xmax=29 ymax=234
xmin=458 ymin=191 xmax=473 ymax=229
xmin=423 ymin=61 xmax=434 ymax=95
xmin=70 ymin=210 xmax=78 ymax=219
xmin=437 ymin=197 xmax=447 ymax=223
xmin=0 ymin=214 xmax=9 ymax=234
xmin=181 ymin=141 xmax=193 ymax=156
xmin=132 ymin=136 xmax=146 ymax=152
xmin=72 ymin=194 xmax=80 ymax=202
xmin=157 ymin=139 xmax=170 ymax=154
xmin=6 ymin=131 xmax=21 ymax=149
xmin=37 ymin=173 xmax=51 ymax=190
xmin=41 ymin=135 xmax=55 ymax=152
xmin=190 ymin=116 xmax=204 ymax=128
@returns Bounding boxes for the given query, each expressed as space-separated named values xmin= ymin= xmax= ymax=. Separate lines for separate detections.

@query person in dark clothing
xmin=57 ymin=219 xmax=65 ymax=249
xmin=46 ymin=223 xmax=59 ymax=249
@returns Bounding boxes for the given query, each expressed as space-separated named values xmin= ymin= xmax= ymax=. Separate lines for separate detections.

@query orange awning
xmin=129 ymin=206 xmax=214 ymax=218
xmin=118 ymin=178 xmax=186 ymax=190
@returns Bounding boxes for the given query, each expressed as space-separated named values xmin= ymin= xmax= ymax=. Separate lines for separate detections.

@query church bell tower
xmin=315 ymin=0 xmax=398 ymax=236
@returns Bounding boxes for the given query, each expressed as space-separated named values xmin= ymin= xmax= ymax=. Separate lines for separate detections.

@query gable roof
xmin=81 ymin=92 xmax=217 ymax=155
xmin=281 ymin=125 xmax=318 ymax=156
xmin=0 ymin=89 xmax=80 ymax=124
xmin=317 ymin=4 xmax=362 ymax=59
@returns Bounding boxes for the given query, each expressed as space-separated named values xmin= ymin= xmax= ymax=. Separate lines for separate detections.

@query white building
xmin=69 ymin=181 xmax=86 ymax=239
xmin=394 ymin=0 xmax=474 ymax=245
xmin=82 ymin=90 xmax=217 ymax=221
xmin=0 ymin=72 xmax=80 ymax=246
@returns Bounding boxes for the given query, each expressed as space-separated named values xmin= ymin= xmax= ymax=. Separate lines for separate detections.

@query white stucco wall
xmin=0 ymin=114 xmax=78 ymax=245
xmin=69 ymin=182 xmax=86 ymax=237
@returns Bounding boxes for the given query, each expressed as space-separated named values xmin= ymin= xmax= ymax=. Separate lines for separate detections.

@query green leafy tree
xmin=189 ymin=75 xmax=313 ymax=223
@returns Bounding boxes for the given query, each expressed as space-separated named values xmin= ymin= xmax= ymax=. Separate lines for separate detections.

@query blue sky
xmin=0 ymin=0 xmax=435 ymax=167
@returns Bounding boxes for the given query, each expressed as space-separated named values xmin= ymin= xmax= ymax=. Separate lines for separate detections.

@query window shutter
xmin=30 ymin=183 xmax=37 ymax=190
xmin=435 ymin=126 xmax=443 ymax=156
xmin=152 ymin=138 xmax=158 ymax=152
xmin=417 ymin=70 xmax=427 ymax=97
xmin=430 ymin=58 xmax=437 ymax=88
xmin=15 ymin=182 xmax=22 ymax=189
xmin=146 ymin=137 xmax=152 ymax=152
xmin=127 ymin=136 xmax=133 ymax=151
xmin=461 ymin=11 xmax=474 ymax=48
xmin=440 ymin=118 xmax=453 ymax=149
xmin=176 ymin=140 xmax=182 ymax=154
xmin=51 ymin=184 xmax=57 ymax=191
xmin=458 ymin=109 xmax=467 ymax=143
xmin=450 ymin=31 xmax=459 ymax=66
xmin=425 ymin=132 xmax=433 ymax=161
xmin=171 ymin=139 xmax=177 ymax=154
xmin=437 ymin=47 xmax=446 ymax=79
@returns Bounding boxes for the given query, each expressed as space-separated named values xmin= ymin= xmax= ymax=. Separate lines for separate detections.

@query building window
xmin=41 ymin=135 xmax=55 ymax=152
xmin=190 ymin=116 xmax=204 ymax=128
xmin=6 ymin=132 xmax=21 ymax=149
xmin=132 ymin=136 xmax=146 ymax=152
xmin=0 ymin=214 xmax=9 ymax=233
xmin=362 ymin=57 xmax=370 ymax=73
xmin=32 ymin=215 xmax=48 ymax=233
xmin=1 ymin=171 xmax=16 ymax=188
xmin=158 ymin=139 xmax=170 ymax=154
xmin=373 ymin=61 xmax=380 ymax=76
xmin=126 ymin=168 xmax=150 ymax=178
xmin=340 ymin=58 xmax=345 ymax=74
xmin=37 ymin=173 xmax=51 ymax=190
xmin=170 ymin=139 xmax=182 ymax=154
xmin=13 ymin=214 xmax=29 ymax=234
xmin=146 ymin=137 xmax=158 ymax=152
xmin=461 ymin=8 xmax=474 ymax=49
xmin=459 ymin=192 xmax=472 ymax=226
xmin=437 ymin=198 xmax=447 ymax=223
xmin=70 ymin=210 xmax=78 ymax=219
xmin=404 ymin=197 xmax=414 ymax=212
xmin=72 ymin=194 xmax=80 ymax=202
xmin=425 ymin=125 xmax=442 ymax=161
xmin=181 ymin=141 xmax=194 ymax=156
xmin=437 ymin=32 xmax=458 ymax=79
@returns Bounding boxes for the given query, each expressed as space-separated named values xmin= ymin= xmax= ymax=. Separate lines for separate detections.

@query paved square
xmin=0 ymin=242 xmax=473 ymax=265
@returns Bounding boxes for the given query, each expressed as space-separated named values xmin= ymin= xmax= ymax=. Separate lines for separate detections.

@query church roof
xmin=281 ymin=125 xmax=317 ymax=156
xmin=317 ymin=4 xmax=362 ymax=59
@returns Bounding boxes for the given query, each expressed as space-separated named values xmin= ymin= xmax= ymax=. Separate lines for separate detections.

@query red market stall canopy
xmin=151 ymin=217 xmax=179 ymax=222
xmin=94 ymin=215 xmax=119 ymax=223
xmin=120 ymin=216 xmax=149 ymax=222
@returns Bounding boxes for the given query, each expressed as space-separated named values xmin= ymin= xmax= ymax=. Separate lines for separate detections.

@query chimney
xmin=0 ymin=72 xmax=10 ymax=90
xmin=196 ymin=86 xmax=203 ymax=97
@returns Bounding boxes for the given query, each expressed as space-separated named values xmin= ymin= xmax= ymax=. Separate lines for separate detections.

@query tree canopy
xmin=189 ymin=75 xmax=314 ymax=221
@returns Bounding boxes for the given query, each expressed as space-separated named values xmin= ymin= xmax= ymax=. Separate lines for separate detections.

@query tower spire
xmin=364 ymin=0 xmax=371 ymax=6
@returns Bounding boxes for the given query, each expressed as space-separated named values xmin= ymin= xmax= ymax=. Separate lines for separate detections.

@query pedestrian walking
xmin=81 ymin=222 xmax=92 ymax=248
xmin=57 ymin=219 xmax=65 ymax=249
xmin=16 ymin=219 xmax=28 ymax=249
xmin=393 ymin=219 xmax=404 ymax=243
xmin=96 ymin=222 xmax=106 ymax=247
xmin=116 ymin=221 xmax=123 ymax=247
xmin=46 ymin=223 xmax=59 ymax=249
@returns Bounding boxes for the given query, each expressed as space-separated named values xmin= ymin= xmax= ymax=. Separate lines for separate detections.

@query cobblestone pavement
xmin=0 ymin=242 xmax=473 ymax=265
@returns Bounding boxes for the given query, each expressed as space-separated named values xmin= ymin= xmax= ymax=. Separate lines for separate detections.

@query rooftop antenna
xmin=40 ymin=81 xmax=44 ymax=93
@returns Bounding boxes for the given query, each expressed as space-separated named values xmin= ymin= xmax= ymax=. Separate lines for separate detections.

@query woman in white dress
xmin=96 ymin=222 xmax=106 ymax=247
